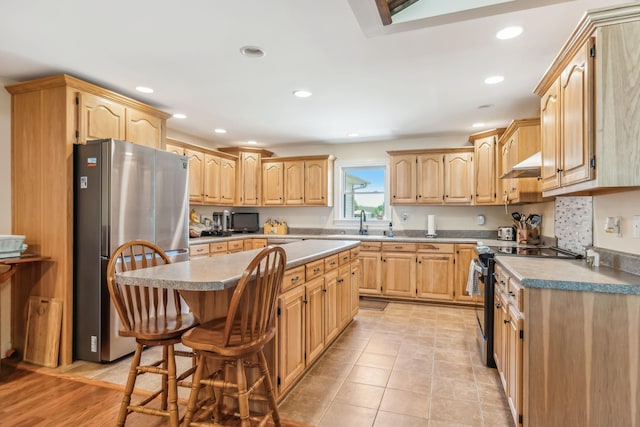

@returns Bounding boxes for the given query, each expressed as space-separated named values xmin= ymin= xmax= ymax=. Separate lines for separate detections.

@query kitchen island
xmin=493 ymin=255 xmax=640 ymax=427
xmin=116 ymin=239 xmax=362 ymax=400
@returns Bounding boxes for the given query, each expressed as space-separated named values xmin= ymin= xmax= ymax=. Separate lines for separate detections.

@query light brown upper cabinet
xmin=261 ymin=156 xmax=334 ymax=207
xmin=535 ymin=4 xmax=640 ymax=196
xmin=218 ymin=147 xmax=274 ymax=206
xmin=444 ymin=152 xmax=474 ymax=204
xmin=470 ymin=129 xmax=505 ymax=205
xmin=5 ymin=74 xmax=170 ymax=366
xmin=388 ymin=148 xmax=474 ymax=205
xmin=304 ymin=158 xmax=333 ymax=206
xmin=77 ymin=91 xmax=165 ymax=148
xmin=498 ymin=119 xmax=542 ymax=205
xmin=170 ymin=139 xmax=237 ymax=206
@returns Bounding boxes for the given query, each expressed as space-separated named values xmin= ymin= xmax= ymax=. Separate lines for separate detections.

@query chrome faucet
xmin=358 ymin=210 xmax=368 ymax=235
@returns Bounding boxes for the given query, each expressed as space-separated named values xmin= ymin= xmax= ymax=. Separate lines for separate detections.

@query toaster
xmin=497 ymin=226 xmax=516 ymax=241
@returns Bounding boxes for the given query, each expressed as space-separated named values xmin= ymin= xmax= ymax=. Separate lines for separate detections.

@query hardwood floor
xmin=0 ymin=363 xmax=309 ymax=426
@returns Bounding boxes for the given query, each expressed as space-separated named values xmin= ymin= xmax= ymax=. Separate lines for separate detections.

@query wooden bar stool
xmin=182 ymin=246 xmax=286 ymax=427
xmin=106 ymin=240 xmax=198 ymax=426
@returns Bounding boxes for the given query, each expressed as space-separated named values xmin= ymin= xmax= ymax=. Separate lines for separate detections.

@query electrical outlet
xmin=401 ymin=212 xmax=408 ymax=223
xmin=632 ymin=215 xmax=640 ymax=238
xmin=604 ymin=216 xmax=621 ymax=236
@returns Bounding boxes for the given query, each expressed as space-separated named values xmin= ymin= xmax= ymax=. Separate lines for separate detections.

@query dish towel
xmin=466 ymin=259 xmax=481 ymax=296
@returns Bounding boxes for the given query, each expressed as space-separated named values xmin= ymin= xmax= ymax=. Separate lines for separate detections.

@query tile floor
xmin=45 ymin=301 xmax=514 ymax=427
xmin=277 ymin=302 xmax=515 ymax=427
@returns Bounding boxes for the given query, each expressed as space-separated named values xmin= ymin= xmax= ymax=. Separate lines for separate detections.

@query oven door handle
xmin=472 ymin=258 xmax=488 ymax=276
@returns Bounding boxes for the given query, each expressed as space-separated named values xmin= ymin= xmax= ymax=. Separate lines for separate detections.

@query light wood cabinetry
xmin=278 ymin=285 xmax=306 ymax=393
xmin=498 ymin=119 xmax=542 ymax=204
xmin=262 ymin=156 xmax=334 ymax=207
xmin=5 ymin=74 xmax=171 ymax=365
xmin=77 ymin=92 xmax=164 ymax=149
xmin=218 ymin=147 xmax=274 ymax=206
xmin=359 ymin=242 xmax=382 ymax=295
xmin=535 ymin=4 xmax=640 ymax=197
xmin=175 ymin=140 xmax=238 ymax=205
xmin=388 ymin=148 xmax=474 ymax=205
xmin=417 ymin=154 xmax=443 ymax=203
xmin=337 ymin=265 xmax=351 ymax=329
xmin=350 ymin=256 xmax=360 ymax=317
xmin=284 ymin=160 xmax=305 ymax=205
xmin=304 ymin=276 xmax=325 ymax=365
xmin=244 ymin=238 xmax=268 ymax=250
xmin=470 ymin=129 xmax=505 ymax=205
xmin=381 ymin=243 xmax=417 ymax=297
xmin=453 ymin=244 xmax=476 ymax=302
xmin=304 ymin=158 xmax=332 ymax=205
xmin=323 ymin=269 xmax=340 ymax=344
xmin=493 ymin=262 xmax=523 ymax=426
xmin=415 ymin=244 xmax=454 ymax=300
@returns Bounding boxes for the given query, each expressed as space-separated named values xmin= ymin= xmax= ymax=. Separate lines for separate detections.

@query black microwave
xmin=231 ymin=212 xmax=260 ymax=233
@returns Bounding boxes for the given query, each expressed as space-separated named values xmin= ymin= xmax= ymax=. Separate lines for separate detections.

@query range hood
xmin=501 ymin=152 xmax=542 ymax=179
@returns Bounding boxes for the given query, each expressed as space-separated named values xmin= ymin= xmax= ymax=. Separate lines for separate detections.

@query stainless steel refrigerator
xmin=74 ymin=139 xmax=189 ymax=362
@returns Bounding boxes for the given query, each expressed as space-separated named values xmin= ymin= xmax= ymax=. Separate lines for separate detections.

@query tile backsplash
xmin=554 ymin=196 xmax=593 ymax=255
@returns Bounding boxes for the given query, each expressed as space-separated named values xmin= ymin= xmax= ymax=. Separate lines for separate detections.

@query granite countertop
xmin=496 ymin=256 xmax=640 ymax=295
xmin=116 ymin=239 xmax=360 ymax=291
xmin=189 ymin=233 xmax=522 ymax=247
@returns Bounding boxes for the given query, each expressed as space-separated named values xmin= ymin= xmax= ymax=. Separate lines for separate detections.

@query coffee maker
xmin=212 ymin=210 xmax=231 ymax=236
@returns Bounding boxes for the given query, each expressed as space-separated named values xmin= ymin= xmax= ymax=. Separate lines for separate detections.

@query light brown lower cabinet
xmin=276 ymin=248 xmax=358 ymax=397
xmin=362 ymin=242 xmax=477 ymax=306
xmin=350 ymin=259 xmax=360 ymax=317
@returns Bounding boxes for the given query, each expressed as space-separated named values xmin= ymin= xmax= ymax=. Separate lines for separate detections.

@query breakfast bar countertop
xmin=496 ymin=255 xmax=640 ymax=295
xmin=116 ymin=239 xmax=360 ymax=291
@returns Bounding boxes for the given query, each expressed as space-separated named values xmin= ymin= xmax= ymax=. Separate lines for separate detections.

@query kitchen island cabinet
xmin=116 ymin=239 xmax=360 ymax=400
xmin=494 ymin=256 xmax=640 ymax=427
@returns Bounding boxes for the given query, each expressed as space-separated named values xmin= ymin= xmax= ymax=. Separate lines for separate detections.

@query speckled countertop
xmin=496 ymin=256 xmax=640 ymax=295
xmin=116 ymin=239 xmax=359 ymax=291
xmin=189 ymin=234 xmax=522 ymax=248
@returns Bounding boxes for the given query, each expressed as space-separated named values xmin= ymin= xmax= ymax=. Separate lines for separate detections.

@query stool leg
xmin=118 ymin=343 xmax=143 ymax=426
xmin=162 ymin=344 xmax=169 ymax=410
xmin=258 ymin=350 xmax=281 ymax=427
xmin=183 ymin=352 xmax=206 ymax=426
xmin=236 ymin=357 xmax=251 ymax=427
xmin=167 ymin=344 xmax=179 ymax=427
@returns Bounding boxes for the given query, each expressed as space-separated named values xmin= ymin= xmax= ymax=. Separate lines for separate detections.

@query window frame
xmin=334 ymin=159 xmax=389 ymax=225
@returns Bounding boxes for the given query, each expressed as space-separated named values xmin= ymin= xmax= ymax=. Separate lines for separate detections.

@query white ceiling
xmin=0 ymin=0 xmax=628 ymax=148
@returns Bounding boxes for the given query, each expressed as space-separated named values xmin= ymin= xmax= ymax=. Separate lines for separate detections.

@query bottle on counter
xmin=388 ymin=222 xmax=394 ymax=238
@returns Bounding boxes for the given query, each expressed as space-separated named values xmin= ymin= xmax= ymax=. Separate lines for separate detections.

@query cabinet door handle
xmin=504 ymin=319 xmax=510 ymax=324
xmin=557 ymin=168 xmax=563 ymax=173
xmin=508 ymin=291 xmax=515 ymax=296
xmin=495 ymin=303 xmax=501 ymax=308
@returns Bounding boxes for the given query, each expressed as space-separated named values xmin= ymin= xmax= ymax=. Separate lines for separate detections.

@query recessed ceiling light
xmin=347 ymin=132 xmax=359 ymax=137
xmin=293 ymin=90 xmax=312 ymax=98
xmin=247 ymin=140 xmax=257 ymax=145
xmin=472 ymin=123 xmax=486 ymax=128
xmin=214 ymin=128 xmax=227 ymax=134
xmin=136 ymin=86 xmax=154 ymax=94
xmin=172 ymin=113 xmax=187 ymax=119
xmin=240 ymin=46 xmax=265 ymax=58
xmin=496 ymin=26 xmax=523 ymax=40
xmin=484 ymin=75 xmax=504 ymax=85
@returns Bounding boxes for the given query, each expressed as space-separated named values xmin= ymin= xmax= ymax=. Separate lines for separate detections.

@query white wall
xmin=593 ymin=189 xmax=640 ymax=255
xmin=0 ymin=76 xmax=15 ymax=357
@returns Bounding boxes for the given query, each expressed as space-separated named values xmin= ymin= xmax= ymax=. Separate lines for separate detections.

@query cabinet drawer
xmin=338 ymin=250 xmax=351 ymax=265
xmin=189 ymin=244 xmax=209 ymax=257
xmin=282 ymin=266 xmax=306 ymax=292
xmin=494 ymin=264 xmax=509 ymax=292
xmin=350 ymin=246 xmax=360 ymax=259
xmin=210 ymin=242 xmax=229 ymax=254
xmin=325 ymin=255 xmax=339 ymax=271
xmin=416 ymin=243 xmax=454 ymax=253
xmin=228 ymin=240 xmax=244 ymax=252
xmin=305 ymin=259 xmax=325 ymax=281
xmin=508 ymin=279 xmax=523 ymax=313
xmin=360 ymin=241 xmax=382 ymax=251
xmin=381 ymin=242 xmax=417 ymax=252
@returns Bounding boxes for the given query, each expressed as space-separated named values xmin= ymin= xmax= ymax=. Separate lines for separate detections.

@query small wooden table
xmin=0 ymin=254 xmax=50 ymax=284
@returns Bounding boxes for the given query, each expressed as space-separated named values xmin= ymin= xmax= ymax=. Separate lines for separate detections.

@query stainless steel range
xmin=473 ymin=245 xmax=582 ymax=368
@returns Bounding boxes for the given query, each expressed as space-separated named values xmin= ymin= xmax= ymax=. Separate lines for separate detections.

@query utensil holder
xmin=517 ymin=228 xmax=540 ymax=245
